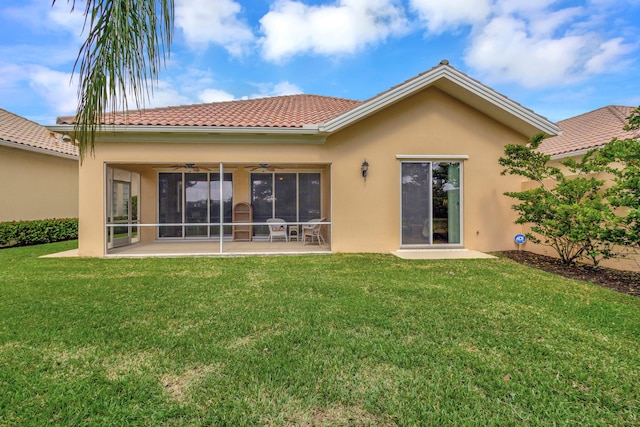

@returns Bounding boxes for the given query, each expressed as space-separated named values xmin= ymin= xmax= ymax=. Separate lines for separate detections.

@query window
xmin=401 ymin=161 xmax=461 ymax=246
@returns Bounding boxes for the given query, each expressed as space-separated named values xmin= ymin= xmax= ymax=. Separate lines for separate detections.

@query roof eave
xmin=321 ymin=66 xmax=560 ymax=138
xmin=0 ymin=138 xmax=78 ymax=160
xmin=48 ymin=124 xmax=322 ymax=134
xmin=46 ymin=124 xmax=327 ymax=145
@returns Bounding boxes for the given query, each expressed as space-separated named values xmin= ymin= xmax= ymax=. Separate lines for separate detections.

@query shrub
xmin=0 ymin=218 xmax=78 ymax=248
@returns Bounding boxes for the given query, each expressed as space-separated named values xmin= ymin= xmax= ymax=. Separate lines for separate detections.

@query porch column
xmin=219 ymin=162 xmax=224 ymax=254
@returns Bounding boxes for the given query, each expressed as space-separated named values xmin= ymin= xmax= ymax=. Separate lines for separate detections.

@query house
xmin=539 ymin=105 xmax=638 ymax=159
xmin=51 ymin=60 xmax=559 ymax=257
xmin=0 ymin=108 xmax=78 ymax=222
xmin=532 ymin=105 xmax=640 ymax=271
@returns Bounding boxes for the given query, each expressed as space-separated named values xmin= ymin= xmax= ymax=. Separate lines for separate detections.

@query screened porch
xmin=105 ymin=163 xmax=332 ymax=257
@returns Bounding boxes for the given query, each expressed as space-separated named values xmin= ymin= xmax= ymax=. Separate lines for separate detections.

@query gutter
xmin=47 ymin=124 xmax=324 ymax=136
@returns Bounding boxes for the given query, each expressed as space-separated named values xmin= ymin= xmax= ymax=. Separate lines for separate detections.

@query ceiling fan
xmin=244 ymin=163 xmax=282 ymax=172
xmin=165 ymin=163 xmax=213 ymax=172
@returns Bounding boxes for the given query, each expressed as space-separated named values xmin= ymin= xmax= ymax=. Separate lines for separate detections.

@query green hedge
xmin=0 ymin=218 xmax=78 ymax=248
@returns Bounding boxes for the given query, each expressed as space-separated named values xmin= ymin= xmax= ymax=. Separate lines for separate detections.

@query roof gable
xmin=0 ymin=108 xmax=78 ymax=158
xmin=539 ymin=105 xmax=637 ymax=157
xmin=321 ymin=61 xmax=559 ymax=138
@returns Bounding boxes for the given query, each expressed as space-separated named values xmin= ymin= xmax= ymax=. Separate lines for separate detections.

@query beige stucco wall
xmin=78 ymin=87 xmax=532 ymax=256
xmin=518 ymin=158 xmax=640 ymax=271
xmin=0 ymin=145 xmax=78 ymax=222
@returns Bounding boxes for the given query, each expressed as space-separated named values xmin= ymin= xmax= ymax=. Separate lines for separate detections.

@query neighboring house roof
xmin=539 ymin=105 xmax=638 ymax=158
xmin=0 ymin=108 xmax=78 ymax=159
xmin=53 ymin=61 xmax=559 ymax=139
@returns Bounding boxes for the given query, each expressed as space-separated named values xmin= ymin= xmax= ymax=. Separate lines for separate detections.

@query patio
xmin=105 ymin=239 xmax=330 ymax=258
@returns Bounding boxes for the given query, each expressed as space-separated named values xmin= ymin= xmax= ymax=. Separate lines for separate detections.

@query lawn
xmin=1 ymin=241 xmax=638 ymax=426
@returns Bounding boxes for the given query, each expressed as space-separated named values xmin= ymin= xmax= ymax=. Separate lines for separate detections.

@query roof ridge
xmin=606 ymin=105 xmax=631 ymax=126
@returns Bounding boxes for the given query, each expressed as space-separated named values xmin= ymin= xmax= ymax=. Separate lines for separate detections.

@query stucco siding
xmin=326 ymin=87 xmax=527 ymax=253
xmin=0 ymin=145 xmax=78 ymax=222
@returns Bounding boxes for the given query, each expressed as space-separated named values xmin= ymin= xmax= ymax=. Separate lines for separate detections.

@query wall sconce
xmin=361 ymin=159 xmax=369 ymax=181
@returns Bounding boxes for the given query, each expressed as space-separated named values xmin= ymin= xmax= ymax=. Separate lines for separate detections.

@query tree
xmin=499 ymin=134 xmax=616 ymax=265
xmin=596 ymin=107 xmax=640 ymax=250
xmin=53 ymin=0 xmax=174 ymax=160
xmin=500 ymin=107 xmax=640 ymax=266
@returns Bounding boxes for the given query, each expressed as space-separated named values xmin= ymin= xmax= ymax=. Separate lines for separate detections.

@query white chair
xmin=266 ymin=218 xmax=288 ymax=242
xmin=301 ymin=217 xmax=325 ymax=245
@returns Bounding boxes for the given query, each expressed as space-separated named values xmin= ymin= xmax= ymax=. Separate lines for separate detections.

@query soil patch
xmin=498 ymin=251 xmax=639 ymax=297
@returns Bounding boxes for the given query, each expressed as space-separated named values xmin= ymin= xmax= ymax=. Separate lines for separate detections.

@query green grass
xmin=1 ymin=241 xmax=638 ymax=426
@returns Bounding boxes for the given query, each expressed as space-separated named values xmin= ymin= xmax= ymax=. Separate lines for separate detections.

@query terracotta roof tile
xmin=1 ymin=108 xmax=78 ymax=157
xmin=539 ymin=105 xmax=637 ymax=156
xmin=56 ymin=94 xmax=363 ymax=128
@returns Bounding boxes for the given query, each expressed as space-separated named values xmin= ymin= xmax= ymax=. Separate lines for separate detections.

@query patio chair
xmin=266 ymin=218 xmax=288 ymax=242
xmin=301 ymin=217 xmax=326 ymax=245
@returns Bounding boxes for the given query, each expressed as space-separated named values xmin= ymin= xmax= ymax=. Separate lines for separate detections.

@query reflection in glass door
xmin=185 ymin=173 xmax=209 ymax=238
xmin=107 ymin=167 xmax=140 ymax=249
xmin=401 ymin=162 xmax=461 ymax=246
xmin=159 ymin=172 xmax=233 ymax=239
xmin=210 ymin=173 xmax=233 ymax=237
xmin=111 ymin=180 xmax=131 ymax=247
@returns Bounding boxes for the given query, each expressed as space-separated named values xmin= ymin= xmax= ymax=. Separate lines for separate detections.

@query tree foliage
xmin=53 ymin=0 xmax=174 ymax=160
xmin=499 ymin=107 xmax=640 ymax=265
xmin=597 ymin=107 xmax=640 ymax=249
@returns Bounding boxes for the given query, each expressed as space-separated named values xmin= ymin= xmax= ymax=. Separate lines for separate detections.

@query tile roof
xmin=0 ymin=108 xmax=78 ymax=157
xmin=56 ymin=94 xmax=364 ymax=128
xmin=539 ymin=105 xmax=638 ymax=156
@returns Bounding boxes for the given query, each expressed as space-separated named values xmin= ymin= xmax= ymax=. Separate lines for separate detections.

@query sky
xmin=0 ymin=0 xmax=638 ymax=126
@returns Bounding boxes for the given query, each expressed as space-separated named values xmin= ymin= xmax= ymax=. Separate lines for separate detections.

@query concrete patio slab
xmin=392 ymin=249 xmax=496 ymax=260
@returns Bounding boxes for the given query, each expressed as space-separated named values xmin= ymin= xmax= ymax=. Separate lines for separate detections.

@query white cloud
xmin=0 ymin=63 xmax=24 ymax=88
xmin=409 ymin=0 xmax=491 ymax=34
xmin=198 ymin=88 xmax=236 ymax=102
xmin=250 ymin=81 xmax=303 ymax=98
xmin=28 ymin=67 xmax=78 ymax=114
xmin=584 ymin=38 xmax=633 ymax=74
xmin=270 ymin=81 xmax=303 ymax=96
xmin=47 ymin=1 xmax=86 ymax=37
xmin=259 ymin=0 xmax=409 ymax=62
xmin=2 ymin=0 xmax=85 ymax=37
xmin=460 ymin=1 xmax=635 ymax=88
xmin=175 ymin=0 xmax=254 ymax=56
xmin=465 ymin=16 xmax=589 ymax=88
xmin=145 ymin=80 xmax=195 ymax=108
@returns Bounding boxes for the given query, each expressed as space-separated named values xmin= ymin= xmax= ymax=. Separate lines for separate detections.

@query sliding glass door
xmin=251 ymin=172 xmax=321 ymax=237
xmin=107 ymin=167 xmax=140 ymax=248
xmin=401 ymin=162 xmax=461 ymax=246
xmin=159 ymin=172 xmax=233 ymax=239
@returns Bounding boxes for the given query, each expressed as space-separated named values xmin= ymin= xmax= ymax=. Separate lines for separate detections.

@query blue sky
xmin=1 ymin=0 xmax=638 ymax=125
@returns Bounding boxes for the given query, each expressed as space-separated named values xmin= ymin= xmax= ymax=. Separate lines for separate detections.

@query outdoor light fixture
xmin=361 ymin=159 xmax=369 ymax=181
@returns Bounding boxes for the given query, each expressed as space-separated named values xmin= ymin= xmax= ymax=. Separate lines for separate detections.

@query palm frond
xmin=54 ymin=0 xmax=174 ymax=161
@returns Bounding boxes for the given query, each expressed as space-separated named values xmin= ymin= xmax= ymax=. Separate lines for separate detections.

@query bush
xmin=0 ymin=218 xmax=78 ymax=248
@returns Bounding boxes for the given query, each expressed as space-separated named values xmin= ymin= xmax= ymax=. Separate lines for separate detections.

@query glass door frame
xmin=398 ymin=156 xmax=465 ymax=248
xmin=106 ymin=167 xmax=140 ymax=249
xmin=157 ymin=170 xmax=234 ymax=240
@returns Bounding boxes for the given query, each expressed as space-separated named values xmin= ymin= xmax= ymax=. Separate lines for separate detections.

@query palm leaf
xmin=53 ymin=0 xmax=174 ymax=161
